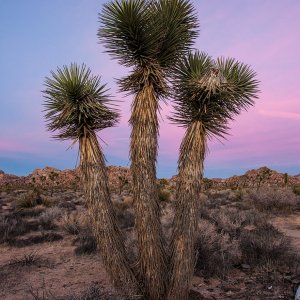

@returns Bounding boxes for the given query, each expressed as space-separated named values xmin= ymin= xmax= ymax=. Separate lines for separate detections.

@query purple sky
xmin=0 ymin=0 xmax=299 ymax=178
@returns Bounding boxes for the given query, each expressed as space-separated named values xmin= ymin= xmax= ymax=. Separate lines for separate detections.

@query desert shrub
xmin=9 ymin=251 xmax=40 ymax=266
xmin=0 ymin=215 xmax=29 ymax=243
xmin=292 ymin=185 xmax=300 ymax=196
xmin=15 ymin=190 xmax=42 ymax=208
xmin=200 ymin=207 xmax=267 ymax=238
xmin=195 ymin=219 xmax=241 ymax=278
xmin=61 ymin=212 xmax=87 ymax=235
xmin=247 ymin=187 xmax=299 ymax=214
xmin=240 ymin=223 xmax=290 ymax=266
xmin=74 ymin=229 xmax=97 ymax=255
xmin=158 ymin=189 xmax=171 ymax=202
xmin=38 ymin=206 xmax=62 ymax=229
xmin=209 ymin=208 xmax=245 ymax=237
xmin=15 ymin=190 xmax=51 ymax=210
xmin=205 ymin=189 xmax=235 ymax=208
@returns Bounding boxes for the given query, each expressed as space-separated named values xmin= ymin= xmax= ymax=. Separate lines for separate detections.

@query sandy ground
xmin=0 ymin=236 xmax=115 ymax=300
xmin=273 ymin=212 xmax=300 ymax=249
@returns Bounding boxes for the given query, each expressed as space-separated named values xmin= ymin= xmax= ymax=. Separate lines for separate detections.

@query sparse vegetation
xmin=0 ymin=215 xmax=29 ymax=243
xmin=9 ymin=251 xmax=40 ymax=266
xmin=247 ymin=187 xmax=299 ymax=214
xmin=195 ymin=219 xmax=241 ymax=278
xmin=62 ymin=213 xmax=84 ymax=235
xmin=240 ymin=223 xmax=290 ymax=266
xmin=15 ymin=189 xmax=43 ymax=209
xmin=38 ymin=206 xmax=62 ymax=229
xmin=73 ymin=229 xmax=97 ymax=255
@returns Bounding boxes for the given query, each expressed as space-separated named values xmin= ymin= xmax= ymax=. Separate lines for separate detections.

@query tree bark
xmin=167 ymin=121 xmax=206 ymax=300
xmin=130 ymin=84 xmax=167 ymax=299
xmin=79 ymin=130 xmax=141 ymax=297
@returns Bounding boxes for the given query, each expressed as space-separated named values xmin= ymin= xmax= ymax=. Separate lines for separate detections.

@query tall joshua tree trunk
xmin=79 ymin=129 xmax=141 ymax=296
xmin=167 ymin=121 xmax=206 ymax=300
xmin=130 ymin=83 xmax=167 ymax=299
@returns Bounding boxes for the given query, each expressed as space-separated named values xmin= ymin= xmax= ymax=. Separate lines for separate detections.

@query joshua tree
xmin=98 ymin=1 xmax=198 ymax=298
xmin=42 ymin=63 xmax=140 ymax=296
xmin=167 ymin=52 xmax=259 ymax=299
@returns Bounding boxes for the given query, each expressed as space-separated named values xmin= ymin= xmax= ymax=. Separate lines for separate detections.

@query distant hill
xmin=206 ymin=166 xmax=300 ymax=189
xmin=0 ymin=165 xmax=299 ymax=189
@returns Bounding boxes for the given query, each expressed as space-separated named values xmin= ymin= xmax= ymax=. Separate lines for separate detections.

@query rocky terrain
xmin=1 ymin=165 xmax=299 ymax=191
xmin=1 ymin=166 xmax=300 ymax=299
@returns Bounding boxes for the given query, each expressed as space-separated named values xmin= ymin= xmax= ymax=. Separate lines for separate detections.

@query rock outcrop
xmin=0 ymin=165 xmax=299 ymax=190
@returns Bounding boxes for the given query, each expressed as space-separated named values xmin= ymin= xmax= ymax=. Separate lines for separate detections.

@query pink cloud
xmin=258 ymin=110 xmax=300 ymax=121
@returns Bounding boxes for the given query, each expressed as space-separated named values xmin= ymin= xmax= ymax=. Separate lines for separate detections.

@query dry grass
xmin=9 ymin=251 xmax=40 ymax=266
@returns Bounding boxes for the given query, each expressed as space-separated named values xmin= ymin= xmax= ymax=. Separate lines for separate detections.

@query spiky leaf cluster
xmin=171 ymin=51 xmax=259 ymax=139
xmin=43 ymin=63 xmax=119 ymax=140
xmin=98 ymin=0 xmax=198 ymax=94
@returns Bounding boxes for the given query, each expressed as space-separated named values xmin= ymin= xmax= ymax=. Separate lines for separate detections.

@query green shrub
xmin=292 ymin=185 xmax=300 ymax=196
xmin=158 ymin=189 xmax=171 ymax=202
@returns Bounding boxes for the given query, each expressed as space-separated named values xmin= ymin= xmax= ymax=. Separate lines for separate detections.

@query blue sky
xmin=1 ymin=0 xmax=300 ymax=178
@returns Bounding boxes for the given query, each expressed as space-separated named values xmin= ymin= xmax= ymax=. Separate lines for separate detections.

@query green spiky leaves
xmin=171 ymin=51 xmax=259 ymax=139
xmin=98 ymin=0 xmax=198 ymax=78
xmin=42 ymin=63 xmax=119 ymax=140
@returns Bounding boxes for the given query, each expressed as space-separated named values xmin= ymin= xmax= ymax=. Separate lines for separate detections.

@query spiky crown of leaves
xmin=42 ymin=63 xmax=119 ymax=140
xmin=98 ymin=0 xmax=199 ymax=94
xmin=170 ymin=51 xmax=259 ymax=139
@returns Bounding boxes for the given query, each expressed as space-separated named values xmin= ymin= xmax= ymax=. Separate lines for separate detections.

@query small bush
xmin=195 ymin=219 xmax=241 ymax=278
xmin=247 ymin=187 xmax=299 ymax=214
xmin=292 ymin=185 xmax=300 ymax=196
xmin=74 ymin=229 xmax=97 ymax=255
xmin=9 ymin=251 xmax=40 ymax=266
xmin=15 ymin=190 xmax=51 ymax=209
xmin=38 ymin=206 xmax=62 ymax=229
xmin=200 ymin=207 xmax=267 ymax=238
xmin=62 ymin=213 xmax=86 ymax=235
xmin=158 ymin=189 xmax=171 ymax=202
xmin=0 ymin=215 xmax=29 ymax=243
xmin=240 ymin=223 xmax=290 ymax=266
